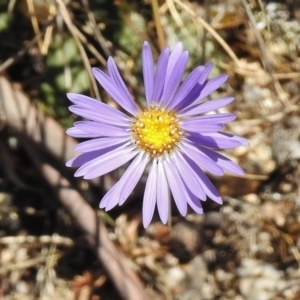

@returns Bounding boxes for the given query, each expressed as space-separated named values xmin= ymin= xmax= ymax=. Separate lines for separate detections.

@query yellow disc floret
xmin=131 ymin=106 xmax=183 ymax=157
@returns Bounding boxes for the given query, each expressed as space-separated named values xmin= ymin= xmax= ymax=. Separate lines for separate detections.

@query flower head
xmin=66 ymin=42 xmax=248 ymax=227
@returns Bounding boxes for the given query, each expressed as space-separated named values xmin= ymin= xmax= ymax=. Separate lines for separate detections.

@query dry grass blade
xmin=71 ymin=24 xmax=107 ymax=66
xmin=241 ymin=0 xmax=289 ymax=106
xmin=81 ymin=0 xmax=111 ymax=57
xmin=56 ymin=0 xmax=101 ymax=100
xmin=165 ymin=0 xmax=200 ymax=49
xmin=7 ymin=0 xmax=17 ymax=12
xmin=220 ymin=61 xmax=300 ymax=79
xmin=174 ymin=0 xmax=240 ymax=65
xmin=0 ymin=30 xmax=45 ymax=74
xmin=41 ymin=3 xmax=57 ymax=55
xmin=151 ymin=0 xmax=166 ymax=50
xmin=26 ymin=0 xmax=43 ymax=53
xmin=0 ymin=253 xmax=63 ymax=275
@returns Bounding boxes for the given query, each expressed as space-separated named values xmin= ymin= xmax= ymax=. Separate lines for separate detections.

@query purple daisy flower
xmin=66 ymin=41 xmax=248 ymax=227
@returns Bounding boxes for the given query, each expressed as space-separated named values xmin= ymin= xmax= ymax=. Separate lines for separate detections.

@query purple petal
xmin=185 ymin=188 xmax=203 ymax=214
xmin=69 ymin=106 xmax=128 ymax=128
xmin=73 ymin=121 xmax=129 ymax=137
xmin=106 ymin=57 xmax=140 ymax=114
xmin=181 ymin=73 xmax=228 ymax=110
xmin=173 ymin=62 xmax=214 ymax=110
xmin=198 ymin=62 xmax=214 ymax=84
xmin=93 ymin=67 xmax=138 ymax=115
xmin=67 ymin=93 xmax=129 ymax=126
xmin=168 ymin=65 xmax=205 ymax=110
xmin=142 ymin=42 xmax=154 ymax=105
xmin=75 ymin=137 xmax=128 ymax=153
xmin=65 ymin=157 xmax=77 ymax=167
xmin=214 ymin=132 xmax=249 ymax=146
xmin=156 ymin=160 xmax=170 ymax=224
xmin=180 ymin=113 xmax=236 ymax=134
xmin=183 ymin=113 xmax=237 ymax=126
xmin=100 ymin=152 xmax=149 ymax=209
xmin=143 ymin=160 xmax=158 ymax=227
xmin=180 ymin=142 xmax=224 ymax=176
xmin=180 ymin=97 xmax=235 ymax=117
xmin=166 ymin=42 xmax=183 ymax=80
xmin=181 ymin=119 xmax=223 ymax=133
xmin=66 ymin=127 xmax=102 ymax=138
xmin=196 ymin=74 xmax=228 ymax=103
xmin=101 ymin=184 xmax=121 ymax=211
xmin=165 ymin=158 xmax=203 ymax=214
xmin=66 ymin=145 xmax=122 ymax=167
xmin=118 ymin=152 xmax=149 ymax=205
xmin=186 ymin=132 xmax=241 ymax=149
xmin=174 ymin=83 xmax=204 ymax=111
xmin=160 ymin=51 xmax=189 ymax=107
xmin=197 ymin=169 xmax=223 ymax=204
xmin=75 ymin=146 xmax=138 ymax=179
xmin=166 ymin=158 xmax=203 ymax=215
xmin=163 ymin=158 xmax=187 ymax=216
xmin=178 ymin=154 xmax=206 ymax=202
xmin=99 ymin=190 xmax=112 ymax=209
xmin=197 ymin=146 xmax=245 ymax=176
xmin=218 ymin=158 xmax=245 ymax=176
xmin=152 ymin=47 xmax=170 ymax=103
xmin=183 ymin=155 xmax=222 ymax=204
xmin=174 ymin=154 xmax=206 ymax=200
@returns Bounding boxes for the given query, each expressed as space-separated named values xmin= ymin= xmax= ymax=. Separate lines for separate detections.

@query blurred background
xmin=0 ymin=0 xmax=300 ymax=299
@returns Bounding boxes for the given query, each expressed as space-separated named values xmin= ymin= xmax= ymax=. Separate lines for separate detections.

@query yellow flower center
xmin=131 ymin=106 xmax=183 ymax=157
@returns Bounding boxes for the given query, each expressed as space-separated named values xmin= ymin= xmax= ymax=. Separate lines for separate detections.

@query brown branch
xmin=40 ymin=163 xmax=150 ymax=300
xmin=0 ymin=76 xmax=151 ymax=300
xmin=0 ymin=76 xmax=77 ymax=162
